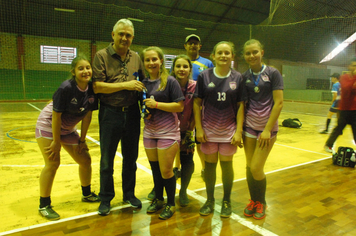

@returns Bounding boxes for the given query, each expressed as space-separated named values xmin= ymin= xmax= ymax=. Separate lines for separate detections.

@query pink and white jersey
xmin=178 ymin=80 xmax=196 ymax=132
xmin=143 ymin=76 xmax=185 ymax=140
xmin=36 ymin=79 xmax=98 ymax=135
xmin=194 ymin=68 xmax=246 ymax=142
xmin=243 ymin=66 xmax=284 ymax=131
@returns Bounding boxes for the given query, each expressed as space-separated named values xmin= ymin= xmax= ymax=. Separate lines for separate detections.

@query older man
xmin=92 ymin=19 xmax=145 ymax=216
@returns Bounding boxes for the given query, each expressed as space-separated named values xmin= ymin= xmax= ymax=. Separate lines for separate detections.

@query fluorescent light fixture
xmin=185 ymin=27 xmax=197 ymax=31
xmin=128 ymin=18 xmax=144 ymax=22
xmin=320 ymin=32 xmax=356 ymax=63
xmin=54 ymin=8 xmax=75 ymax=13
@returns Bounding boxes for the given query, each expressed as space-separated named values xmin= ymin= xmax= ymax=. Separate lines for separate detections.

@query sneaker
xmin=201 ymin=169 xmax=205 ymax=182
xmin=253 ymin=201 xmax=267 ymax=220
xmin=319 ymin=130 xmax=328 ymax=134
xmin=98 ymin=202 xmax=110 ymax=216
xmin=173 ymin=167 xmax=181 ymax=180
xmin=147 ymin=199 xmax=165 ymax=213
xmin=82 ymin=192 xmax=101 ymax=202
xmin=123 ymin=196 xmax=142 ymax=208
xmin=159 ymin=205 xmax=176 ymax=220
xmin=199 ymin=199 xmax=215 ymax=216
xmin=179 ymin=190 xmax=189 ymax=207
xmin=147 ymin=188 xmax=155 ymax=201
xmin=220 ymin=201 xmax=232 ymax=218
xmin=324 ymin=145 xmax=333 ymax=153
xmin=39 ymin=205 xmax=60 ymax=221
xmin=244 ymin=200 xmax=256 ymax=217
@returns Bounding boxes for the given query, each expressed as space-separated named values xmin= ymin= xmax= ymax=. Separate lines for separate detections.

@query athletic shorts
xmin=35 ymin=128 xmax=79 ymax=145
xmin=143 ymin=138 xmax=178 ymax=150
xmin=200 ymin=142 xmax=237 ymax=156
xmin=243 ymin=127 xmax=277 ymax=139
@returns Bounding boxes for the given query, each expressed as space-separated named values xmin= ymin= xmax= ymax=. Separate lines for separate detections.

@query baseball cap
xmin=185 ymin=34 xmax=201 ymax=43
xmin=330 ymin=73 xmax=340 ymax=78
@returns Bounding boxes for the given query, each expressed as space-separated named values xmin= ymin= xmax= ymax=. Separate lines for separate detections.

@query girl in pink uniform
xmin=36 ymin=56 xmax=100 ymax=221
xmin=141 ymin=47 xmax=184 ymax=220
xmin=242 ymin=39 xmax=284 ymax=220
xmin=194 ymin=41 xmax=245 ymax=218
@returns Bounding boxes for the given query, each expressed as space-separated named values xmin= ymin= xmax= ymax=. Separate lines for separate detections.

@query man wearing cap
xmin=320 ymin=73 xmax=340 ymax=134
xmin=184 ymin=34 xmax=214 ymax=81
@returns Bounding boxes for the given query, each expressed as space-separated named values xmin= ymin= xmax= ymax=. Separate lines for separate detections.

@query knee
xmin=160 ymin=168 xmax=173 ymax=179
xmin=45 ymin=161 xmax=60 ymax=172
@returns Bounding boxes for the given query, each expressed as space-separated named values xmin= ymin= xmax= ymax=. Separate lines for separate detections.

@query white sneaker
xmin=324 ymin=145 xmax=333 ymax=153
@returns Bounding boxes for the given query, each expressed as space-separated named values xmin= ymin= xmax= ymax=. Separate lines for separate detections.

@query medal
xmin=254 ymin=86 xmax=260 ymax=93
xmin=251 ymin=65 xmax=264 ymax=94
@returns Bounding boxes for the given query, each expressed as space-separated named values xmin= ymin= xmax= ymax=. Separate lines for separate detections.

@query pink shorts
xmin=35 ymin=128 xmax=79 ymax=145
xmin=244 ymin=127 xmax=277 ymax=139
xmin=143 ymin=138 xmax=178 ymax=150
xmin=200 ymin=142 xmax=237 ymax=156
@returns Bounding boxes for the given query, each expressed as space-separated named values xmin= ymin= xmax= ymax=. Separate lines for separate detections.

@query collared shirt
xmin=92 ymin=43 xmax=144 ymax=107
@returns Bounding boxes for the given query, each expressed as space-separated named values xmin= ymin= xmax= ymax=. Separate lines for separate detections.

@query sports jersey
xmin=142 ymin=76 xmax=185 ymax=140
xmin=338 ymin=73 xmax=356 ymax=110
xmin=331 ymin=82 xmax=341 ymax=108
xmin=178 ymin=80 xmax=196 ymax=132
xmin=194 ymin=68 xmax=245 ymax=142
xmin=36 ymin=79 xmax=98 ymax=135
xmin=243 ymin=66 xmax=284 ymax=132
xmin=191 ymin=56 xmax=214 ymax=81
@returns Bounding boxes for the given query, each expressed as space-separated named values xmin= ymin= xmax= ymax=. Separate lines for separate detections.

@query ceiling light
xmin=320 ymin=32 xmax=356 ymax=63
xmin=128 ymin=18 xmax=144 ymax=22
xmin=185 ymin=28 xmax=197 ymax=31
xmin=54 ymin=8 xmax=75 ymax=13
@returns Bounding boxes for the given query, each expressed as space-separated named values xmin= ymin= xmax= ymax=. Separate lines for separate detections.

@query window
xmin=164 ymin=54 xmax=177 ymax=69
xmin=40 ymin=45 xmax=77 ymax=64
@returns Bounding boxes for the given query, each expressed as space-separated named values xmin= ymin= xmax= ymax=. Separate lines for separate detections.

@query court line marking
xmin=3 ymin=103 xmax=332 ymax=236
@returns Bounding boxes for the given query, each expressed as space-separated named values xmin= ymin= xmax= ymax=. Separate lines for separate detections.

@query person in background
xmin=242 ymin=39 xmax=284 ymax=220
xmin=141 ymin=46 xmax=184 ymax=220
xmin=324 ymin=58 xmax=356 ymax=153
xmin=194 ymin=41 xmax=245 ymax=218
xmin=36 ymin=55 xmax=100 ymax=221
xmin=92 ymin=18 xmax=145 ymax=216
xmin=320 ymin=73 xmax=340 ymax=134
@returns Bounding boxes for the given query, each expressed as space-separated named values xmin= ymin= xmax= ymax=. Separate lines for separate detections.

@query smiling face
xmin=111 ymin=23 xmax=134 ymax=54
xmin=173 ymin=58 xmax=192 ymax=84
xmin=72 ymin=59 xmax=92 ymax=85
xmin=212 ymin=43 xmax=234 ymax=68
xmin=143 ymin=50 xmax=163 ymax=79
xmin=243 ymin=43 xmax=264 ymax=71
xmin=184 ymin=38 xmax=201 ymax=58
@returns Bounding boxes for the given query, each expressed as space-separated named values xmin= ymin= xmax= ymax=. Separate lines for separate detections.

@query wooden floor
xmin=0 ymin=101 xmax=355 ymax=236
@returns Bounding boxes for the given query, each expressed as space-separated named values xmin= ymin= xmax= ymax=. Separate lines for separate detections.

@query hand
xmin=45 ymin=141 xmax=61 ymax=160
xmin=231 ymin=131 xmax=243 ymax=148
xmin=126 ymin=80 xmax=145 ymax=92
xmin=258 ymin=130 xmax=271 ymax=149
xmin=77 ymin=141 xmax=89 ymax=154
xmin=143 ymin=98 xmax=158 ymax=109
xmin=196 ymin=128 xmax=207 ymax=143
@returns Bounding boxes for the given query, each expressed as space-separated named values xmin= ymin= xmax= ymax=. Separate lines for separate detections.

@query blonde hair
xmin=211 ymin=41 xmax=236 ymax=59
xmin=140 ymin=46 xmax=169 ymax=91
xmin=243 ymin=39 xmax=264 ymax=54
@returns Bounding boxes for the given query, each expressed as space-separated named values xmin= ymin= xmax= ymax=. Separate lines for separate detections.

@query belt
xmin=101 ymin=103 xmax=130 ymax=112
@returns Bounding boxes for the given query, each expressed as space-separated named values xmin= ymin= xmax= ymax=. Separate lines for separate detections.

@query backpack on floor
xmin=282 ymin=118 xmax=302 ymax=128
xmin=332 ymin=147 xmax=355 ymax=168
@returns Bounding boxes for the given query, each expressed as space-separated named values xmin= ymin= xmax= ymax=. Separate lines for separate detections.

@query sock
xmin=220 ymin=161 xmax=234 ymax=202
xmin=205 ymin=161 xmax=217 ymax=201
xmin=163 ymin=176 xmax=176 ymax=206
xmin=180 ymin=152 xmax=194 ymax=195
xmin=39 ymin=196 xmax=51 ymax=208
xmin=82 ymin=185 xmax=91 ymax=196
xmin=149 ymin=161 xmax=164 ymax=201
xmin=255 ymin=177 xmax=267 ymax=204
xmin=246 ymin=166 xmax=256 ymax=201
xmin=326 ymin=118 xmax=331 ymax=131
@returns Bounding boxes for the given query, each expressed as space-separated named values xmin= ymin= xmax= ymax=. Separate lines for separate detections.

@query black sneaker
xmin=147 ymin=188 xmax=155 ymax=201
xmin=147 ymin=199 xmax=164 ymax=213
xmin=253 ymin=201 xmax=267 ymax=220
xmin=39 ymin=205 xmax=60 ymax=221
xmin=220 ymin=201 xmax=232 ymax=218
xmin=179 ymin=190 xmax=189 ymax=207
xmin=244 ymin=200 xmax=256 ymax=217
xmin=199 ymin=199 xmax=215 ymax=216
xmin=319 ymin=130 xmax=328 ymax=134
xmin=159 ymin=205 xmax=176 ymax=220
xmin=124 ymin=196 xmax=142 ymax=208
xmin=173 ymin=167 xmax=181 ymax=180
xmin=82 ymin=192 xmax=101 ymax=202
xmin=98 ymin=202 xmax=110 ymax=216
